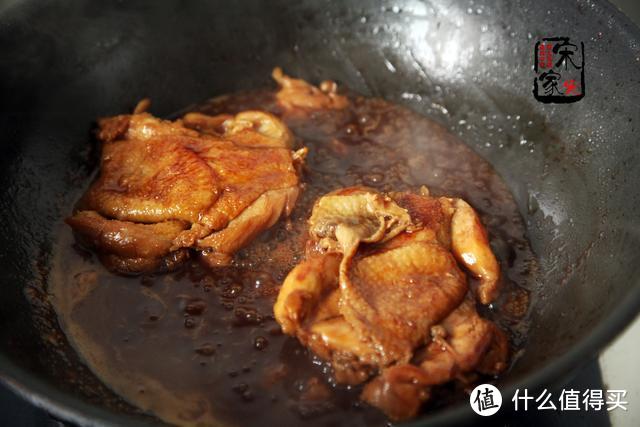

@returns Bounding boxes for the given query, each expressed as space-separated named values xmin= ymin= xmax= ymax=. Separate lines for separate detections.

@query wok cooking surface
xmin=1 ymin=0 xmax=640 ymax=426
xmin=0 ymin=358 xmax=615 ymax=425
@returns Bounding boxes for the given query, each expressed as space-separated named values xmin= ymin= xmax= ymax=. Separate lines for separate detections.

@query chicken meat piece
xmin=272 ymin=67 xmax=349 ymax=112
xmin=182 ymin=110 xmax=294 ymax=148
xmin=274 ymin=186 xmax=507 ymax=420
xmin=391 ymin=189 xmax=501 ymax=304
xmin=67 ymin=104 xmax=305 ymax=274
xmin=308 ymin=187 xmax=412 ymax=257
xmin=359 ymin=364 xmax=431 ymax=421
xmin=362 ymin=299 xmax=508 ymax=421
xmin=340 ymin=232 xmax=468 ymax=364
xmin=274 ymin=251 xmax=379 ymax=384
xmin=66 ymin=210 xmax=190 ymax=274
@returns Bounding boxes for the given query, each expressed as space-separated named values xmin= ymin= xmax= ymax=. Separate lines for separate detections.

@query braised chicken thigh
xmin=67 ymin=104 xmax=305 ymax=273
xmin=274 ymin=186 xmax=507 ymax=420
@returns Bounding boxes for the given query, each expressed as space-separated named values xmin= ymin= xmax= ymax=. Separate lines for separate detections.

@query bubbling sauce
xmin=49 ymin=89 xmax=537 ymax=426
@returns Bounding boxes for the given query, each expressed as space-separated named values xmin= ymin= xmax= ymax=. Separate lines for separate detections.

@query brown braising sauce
xmin=49 ymin=88 xmax=537 ymax=426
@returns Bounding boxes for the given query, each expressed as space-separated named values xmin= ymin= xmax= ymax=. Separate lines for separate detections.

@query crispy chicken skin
xmin=274 ymin=186 xmax=507 ymax=420
xmin=67 ymin=104 xmax=305 ymax=274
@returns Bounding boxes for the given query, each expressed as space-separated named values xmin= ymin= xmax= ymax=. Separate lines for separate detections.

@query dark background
xmin=0 ymin=0 xmax=638 ymax=426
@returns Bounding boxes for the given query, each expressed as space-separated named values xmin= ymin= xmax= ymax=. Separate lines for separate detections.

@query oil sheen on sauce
xmin=49 ymin=89 xmax=537 ymax=427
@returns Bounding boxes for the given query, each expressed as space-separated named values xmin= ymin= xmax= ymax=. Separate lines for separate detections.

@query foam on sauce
xmin=49 ymin=89 xmax=537 ymax=426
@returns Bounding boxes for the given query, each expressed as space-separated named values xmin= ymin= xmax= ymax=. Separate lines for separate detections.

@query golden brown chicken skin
xmin=272 ymin=67 xmax=349 ymax=112
xmin=67 ymin=104 xmax=305 ymax=274
xmin=274 ymin=186 xmax=507 ymax=420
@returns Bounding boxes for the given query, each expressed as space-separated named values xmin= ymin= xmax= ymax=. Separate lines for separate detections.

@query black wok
xmin=1 ymin=0 xmax=639 ymax=425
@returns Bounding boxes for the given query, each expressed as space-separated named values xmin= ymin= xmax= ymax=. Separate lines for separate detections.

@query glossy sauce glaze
xmin=49 ymin=89 xmax=537 ymax=426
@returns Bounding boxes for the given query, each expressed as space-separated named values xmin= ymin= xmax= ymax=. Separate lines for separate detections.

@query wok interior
xmin=1 ymin=0 xmax=640 ymax=423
